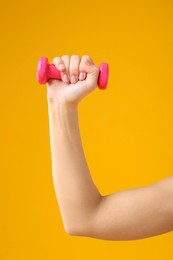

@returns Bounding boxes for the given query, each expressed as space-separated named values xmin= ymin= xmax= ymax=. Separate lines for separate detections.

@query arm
xmin=46 ymin=54 xmax=173 ymax=241
xmin=47 ymin=102 xmax=101 ymax=235
xmin=48 ymin=101 xmax=173 ymax=240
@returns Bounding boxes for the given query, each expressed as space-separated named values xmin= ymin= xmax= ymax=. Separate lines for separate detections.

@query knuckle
xmin=61 ymin=54 xmax=70 ymax=60
xmin=71 ymin=54 xmax=80 ymax=60
xmin=52 ymin=57 xmax=61 ymax=64
xmin=61 ymin=55 xmax=70 ymax=68
xmin=82 ymin=54 xmax=90 ymax=59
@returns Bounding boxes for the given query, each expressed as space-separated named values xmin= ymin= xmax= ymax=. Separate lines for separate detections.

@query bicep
xmin=87 ymin=176 xmax=173 ymax=241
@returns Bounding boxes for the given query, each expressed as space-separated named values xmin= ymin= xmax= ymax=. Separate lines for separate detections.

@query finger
xmin=79 ymin=55 xmax=94 ymax=81
xmin=52 ymin=57 xmax=66 ymax=72
xmin=52 ymin=56 xmax=67 ymax=83
xmin=69 ymin=55 xmax=81 ymax=84
xmin=79 ymin=55 xmax=94 ymax=80
xmin=61 ymin=55 xmax=71 ymax=83
xmin=79 ymin=55 xmax=97 ymax=73
xmin=79 ymin=71 xmax=87 ymax=81
xmin=79 ymin=55 xmax=99 ymax=89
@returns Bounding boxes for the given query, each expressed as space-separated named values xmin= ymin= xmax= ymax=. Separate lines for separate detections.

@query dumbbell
xmin=37 ymin=57 xmax=109 ymax=90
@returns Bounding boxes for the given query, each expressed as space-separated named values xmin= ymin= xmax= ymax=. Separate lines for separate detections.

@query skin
xmin=46 ymin=54 xmax=173 ymax=241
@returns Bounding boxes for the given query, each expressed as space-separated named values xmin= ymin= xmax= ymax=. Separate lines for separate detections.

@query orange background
xmin=0 ymin=0 xmax=173 ymax=259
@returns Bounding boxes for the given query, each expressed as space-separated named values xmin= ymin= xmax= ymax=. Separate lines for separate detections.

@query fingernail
xmin=71 ymin=75 xmax=76 ymax=84
xmin=58 ymin=64 xmax=65 ymax=70
xmin=63 ymin=74 xmax=69 ymax=83
xmin=79 ymin=72 xmax=85 ymax=80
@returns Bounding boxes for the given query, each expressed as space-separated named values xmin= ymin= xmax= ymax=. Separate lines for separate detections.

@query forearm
xmin=47 ymin=101 xmax=101 ymax=235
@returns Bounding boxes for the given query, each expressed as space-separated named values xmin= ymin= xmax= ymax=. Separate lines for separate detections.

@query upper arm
xmin=84 ymin=176 xmax=173 ymax=241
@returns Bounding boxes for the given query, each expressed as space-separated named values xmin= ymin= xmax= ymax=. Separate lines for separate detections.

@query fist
xmin=46 ymin=55 xmax=99 ymax=106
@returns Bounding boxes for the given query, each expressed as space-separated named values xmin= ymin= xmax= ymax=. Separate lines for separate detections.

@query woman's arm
xmin=47 ymin=101 xmax=101 ymax=236
xmin=46 ymin=54 xmax=173 ymax=241
xmin=47 ymin=101 xmax=173 ymax=241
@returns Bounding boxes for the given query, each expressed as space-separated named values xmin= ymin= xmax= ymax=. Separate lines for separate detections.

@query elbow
xmin=62 ymin=199 xmax=102 ymax=237
xmin=64 ymin=223 xmax=85 ymax=237
xmin=64 ymin=226 xmax=79 ymax=236
xmin=63 ymin=218 xmax=93 ymax=237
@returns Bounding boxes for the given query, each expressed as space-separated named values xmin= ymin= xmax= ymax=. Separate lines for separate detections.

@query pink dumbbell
xmin=37 ymin=57 xmax=109 ymax=90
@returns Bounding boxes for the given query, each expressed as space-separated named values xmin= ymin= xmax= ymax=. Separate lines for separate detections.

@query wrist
xmin=47 ymin=99 xmax=78 ymax=113
xmin=47 ymin=100 xmax=79 ymax=131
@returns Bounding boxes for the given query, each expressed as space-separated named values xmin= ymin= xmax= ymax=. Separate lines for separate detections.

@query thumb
xmin=80 ymin=55 xmax=99 ymax=89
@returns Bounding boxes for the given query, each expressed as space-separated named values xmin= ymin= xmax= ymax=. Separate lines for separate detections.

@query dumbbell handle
xmin=48 ymin=64 xmax=61 ymax=79
xmin=37 ymin=57 xmax=109 ymax=90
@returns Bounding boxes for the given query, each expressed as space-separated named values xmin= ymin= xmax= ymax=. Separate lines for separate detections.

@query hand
xmin=46 ymin=55 xmax=99 ymax=106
